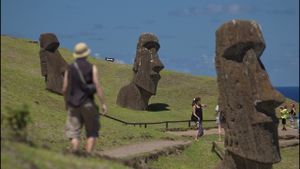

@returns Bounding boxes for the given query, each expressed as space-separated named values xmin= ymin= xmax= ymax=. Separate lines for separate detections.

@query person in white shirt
xmin=215 ymin=105 xmax=222 ymax=141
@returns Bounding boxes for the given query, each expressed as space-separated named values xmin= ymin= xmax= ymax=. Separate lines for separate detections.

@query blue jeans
xmin=197 ymin=120 xmax=204 ymax=137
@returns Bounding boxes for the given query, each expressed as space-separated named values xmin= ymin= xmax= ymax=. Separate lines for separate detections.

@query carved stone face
xmin=215 ymin=20 xmax=285 ymax=163
xmin=133 ymin=33 xmax=164 ymax=95
xmin=39 ymin=33 xmax=60 ymax=52
xmin=39 ymin=33 xmax=68 ymax=95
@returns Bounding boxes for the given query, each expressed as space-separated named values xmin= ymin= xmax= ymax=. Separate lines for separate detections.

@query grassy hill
xmin=1 ymin=35 xmax=298 ymax=169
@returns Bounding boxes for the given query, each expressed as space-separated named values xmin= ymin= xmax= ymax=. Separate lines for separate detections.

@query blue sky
xmin=1 ymin=0 xmax=299 ymax=86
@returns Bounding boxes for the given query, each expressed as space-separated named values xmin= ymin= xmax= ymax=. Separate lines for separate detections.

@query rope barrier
xmin=101 ymin=114 xmax=216 ymax=129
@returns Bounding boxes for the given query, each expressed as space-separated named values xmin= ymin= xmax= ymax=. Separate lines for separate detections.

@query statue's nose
xmin=152 ymin=57 xmax=164 ymax=73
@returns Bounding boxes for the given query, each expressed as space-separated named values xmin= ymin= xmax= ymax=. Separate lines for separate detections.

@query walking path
xmin=168 ymin=127 xmax=299 ymax=149
xmin=166 ymin=128 xmax=224 ymax=137
xmin=167 ymin=127 xmax=299 ymax=139
xmin=98 ymin=127 xmax=298 ymax=160
xmin=278 ymin=127 xmax=299 ymax=139
xmin=94 ymin=126 xmax=297 ymax=168
xmin=98 ymin=140 xmax=191 ymax=159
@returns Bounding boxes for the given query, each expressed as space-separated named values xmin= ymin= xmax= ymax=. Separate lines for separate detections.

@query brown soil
xmin=98 ymin=140 xmax=191 ymax=159
xmin=167 ymin=126 xmax=299 ymax=139
xmin=166 ymin=128 xmax=225 ymax=137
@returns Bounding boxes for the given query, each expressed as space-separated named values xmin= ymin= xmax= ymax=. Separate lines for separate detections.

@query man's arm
xmin=62 ymin=70 xmax=68 ymax=110
xmin=92 ymin=65 xmax=108 ymax=114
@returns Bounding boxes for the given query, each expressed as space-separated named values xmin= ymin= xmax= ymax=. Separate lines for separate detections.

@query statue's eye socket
xmin=144 ymin=42 xmax=159 ymax=50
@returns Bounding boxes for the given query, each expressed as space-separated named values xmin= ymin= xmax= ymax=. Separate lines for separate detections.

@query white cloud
xmin=206 ymin=4 xmax=223 ymax=13
xmin=228 ymin=4 xmax=241 ymax=14
xmin=169 ymin=3 xmax=251 ymax=17
xmin=115 ymin=59 xmax=126 ymax=64
xmin=200 ymin=54 xmax=215 ymax=68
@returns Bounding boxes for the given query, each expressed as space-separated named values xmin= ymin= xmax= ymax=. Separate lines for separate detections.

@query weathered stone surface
xmin=117 ymin=33 xmax=164 ymax=110
xmin=214 ymin=20 xmax=285 ymax=169
xmin=39 ymin=33 xmax=68 ymax=95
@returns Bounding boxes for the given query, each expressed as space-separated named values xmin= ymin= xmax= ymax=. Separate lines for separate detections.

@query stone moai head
xmin=132 ymin=33 xmax=164 ymax=95
xmin=39 ymin=33 xmax=68 ymax=95
xmin=215 ymin=20 xmax=285 ymax=164
xmin=39 ymin=33 xmax=60 ymax=52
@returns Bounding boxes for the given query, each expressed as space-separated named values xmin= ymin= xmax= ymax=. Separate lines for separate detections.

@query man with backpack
xmin=62 ymin=42 xmax=107 ymax=154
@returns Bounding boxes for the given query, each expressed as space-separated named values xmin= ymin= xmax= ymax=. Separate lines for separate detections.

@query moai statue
xmin=39 ymin=33 xmax=68 ymax=95
xmin=214 ymin=20 xmax=285 ymax=169
xmin=117 ymin=33 xmax=164 ymax=110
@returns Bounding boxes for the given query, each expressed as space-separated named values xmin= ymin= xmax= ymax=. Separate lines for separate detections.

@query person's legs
xmin=71 ymin=138 xmax=80 ymax=152
xmin=290 ymin=115 xmax=295 ymax=128
xmin=218 ymin=124 xmax=221 ymax=141
xmin=195 ymin=121 xmax=199 ymax=140
xmin=86 ymin=137 xmax=96 ymax=153
xmin=65 ymin=107 xmax=83 ymax=152
xmin=282 ymin=119 xmax=287 ymax=130
xmin=82 ymin=101 xmax=100 ymax=153
xmin=195 ymin=121 xmax=203 ymax=141
xmin=199 ymin=121 xmax=204 ymax=137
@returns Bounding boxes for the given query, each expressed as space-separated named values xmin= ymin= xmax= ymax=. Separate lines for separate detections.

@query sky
xmin=1 ymin=0 xmax=299 ymax=86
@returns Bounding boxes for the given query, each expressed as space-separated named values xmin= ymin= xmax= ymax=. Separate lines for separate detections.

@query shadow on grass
xmin=148 ymin=103 xmax=170 ymax=112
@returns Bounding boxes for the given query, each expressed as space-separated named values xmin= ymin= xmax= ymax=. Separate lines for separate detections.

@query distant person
xmin=191 ymin=97 xmax=207 ymax=141
xmin=297 ymin=112 xmax=299 ymax=129
xmin=62 ymin=42 xmax=108 ymax=154
xmin=289 ymin=103 xmax=297 ymax=128
xmin=279 ymin=105 xmax=288 ymax=131
xmin=215 ymin=105 xmax=222 ymax=141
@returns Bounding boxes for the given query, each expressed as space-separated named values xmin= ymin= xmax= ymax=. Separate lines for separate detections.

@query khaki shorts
xmin=65 ymin=101 xmax=100 ymax=139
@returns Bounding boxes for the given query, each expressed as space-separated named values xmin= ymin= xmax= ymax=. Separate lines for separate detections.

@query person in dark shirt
xmin=191 ymin=97 xmax=207 ymax=141
xmin=289 ymin=103 xmax=297 ymax=128
xmin=62 ymin=42 xmax=107 ymax=154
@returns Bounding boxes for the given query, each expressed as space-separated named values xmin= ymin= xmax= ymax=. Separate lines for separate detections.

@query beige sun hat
xmin=73 ymin=42 xmax=91 ymax=58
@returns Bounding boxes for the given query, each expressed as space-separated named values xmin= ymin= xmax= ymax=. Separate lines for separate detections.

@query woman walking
xmin=215 ymin=105 xmax=222 ymax=141
xmin=191 ymin=97 xmax=207 ymax=141
xmin=289 ymin=103 xmax=297 ymax=128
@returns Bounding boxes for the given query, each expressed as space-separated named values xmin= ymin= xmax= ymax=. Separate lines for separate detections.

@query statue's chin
xmin=134 ymin=81 xmax=157 ymax=96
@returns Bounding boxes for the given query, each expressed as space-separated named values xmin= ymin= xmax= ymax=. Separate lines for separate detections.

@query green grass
xmin=0 ymin=35 xmax=219 ymax=151
xmin=149 ymin=135 xmax=221 ymax=169
xmin=1 ymin=35 xmax=299 ymax=169
xmin=1 ymin=140 xmax=130 ymax=169
xmin=149 ymin=135 xmax=299 ymax=169
xmin=274 ymin=146 xmax=299 ymax=169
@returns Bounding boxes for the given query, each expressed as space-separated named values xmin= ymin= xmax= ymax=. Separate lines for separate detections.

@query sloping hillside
xmin=1 ymin=36 xmax=298 ymax=169
xmin=0 ymin=35 xmax=219 ymax=168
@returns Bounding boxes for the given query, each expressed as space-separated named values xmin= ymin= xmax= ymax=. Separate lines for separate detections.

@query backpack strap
xmin=73 ymin=62 xmax=87 ymax=84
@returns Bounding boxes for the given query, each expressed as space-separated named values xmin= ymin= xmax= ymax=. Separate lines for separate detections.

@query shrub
xmin=2 ymin=104 xmax=32 ymax=141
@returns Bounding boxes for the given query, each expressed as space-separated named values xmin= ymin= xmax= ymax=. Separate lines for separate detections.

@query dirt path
xmin=167 ymin=127 xmax=299 ymax=139
xmin=278 ymin=127 xmax=299 ymax=139
xmin=279 ymin=139 xmax=299 ymax=148
xmin=95 ymin=126 xmax=297 ymax=167
xmin=98 ymin=140 xmax=191 ymax=159
xmin=166 ymin=128 xmax=224 ymax=137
